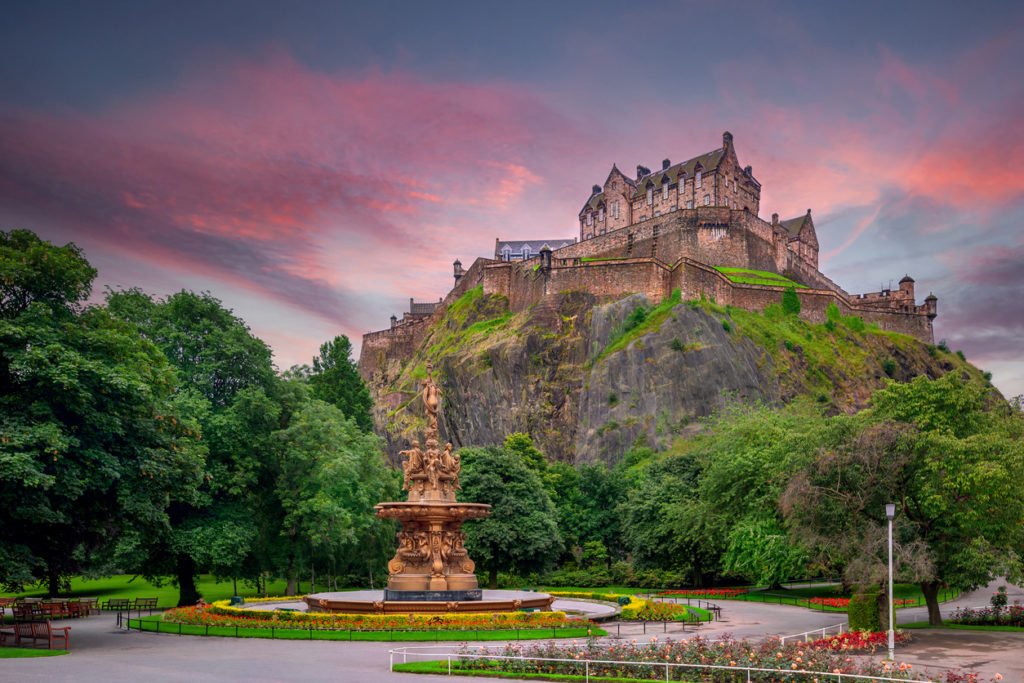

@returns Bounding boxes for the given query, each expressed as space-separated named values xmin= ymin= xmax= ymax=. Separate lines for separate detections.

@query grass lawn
xmin=0 ymin=574 xmax=294 ymax=608
xmin=129 ymin=616 xmax=605 ymax=642
xmin=901 ymin=621 xmax=1024 ymax=632
xmin=0 ymin=647 xmax=68 ymax=657
xmin=392 ymin=660 xmax=690 ymax=682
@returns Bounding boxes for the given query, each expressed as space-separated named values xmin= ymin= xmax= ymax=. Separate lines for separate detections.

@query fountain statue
xmin=374 ymin=363 xmax=491 ymax=599
xmin=302 ymin=362 xmax=552 ymax=614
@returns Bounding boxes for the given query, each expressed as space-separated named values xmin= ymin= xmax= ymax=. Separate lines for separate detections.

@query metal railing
xmin=388 ymin=646 xmax=932 ymax=682
xmin=779 ymin=622 xmax=845 ymax=644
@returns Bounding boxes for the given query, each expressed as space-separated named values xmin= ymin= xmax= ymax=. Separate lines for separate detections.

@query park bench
xmin=13 ymin=620 xmax=70 ymax=649
xmin=103 ymin=598 xmax=131 ymax=611
xmin=12 ymin=603 xmax=44 ymax=621
xmin=132 ymin=597 xmax=159 ymax=614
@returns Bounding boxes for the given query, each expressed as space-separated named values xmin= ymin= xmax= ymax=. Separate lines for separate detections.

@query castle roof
xmin=631 ymin=147 xmax=726 ymax=199
xmin=780 ymin=211 xmax=812 ymax=238
xmin=496 ymin=238 xmax=575 ymax=258
xmin=899 ymin=274 xmax=915 ymax=284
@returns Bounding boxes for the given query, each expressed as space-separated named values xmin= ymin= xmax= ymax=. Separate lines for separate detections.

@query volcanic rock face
xmin=366 ymin=288 xmax=964 ymax=465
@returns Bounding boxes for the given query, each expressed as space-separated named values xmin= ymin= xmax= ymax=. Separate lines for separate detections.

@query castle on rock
xmin=360 ymin=132 xmax=936 ymax=379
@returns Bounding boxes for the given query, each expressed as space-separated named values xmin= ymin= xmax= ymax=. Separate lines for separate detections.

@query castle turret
xmin=453 ymin=259 xmax=465 ymax=285
xmin=898 ymin=274 xmax=915 ymax=300
xmin=924 ymin=293 xmax=938 ymax=319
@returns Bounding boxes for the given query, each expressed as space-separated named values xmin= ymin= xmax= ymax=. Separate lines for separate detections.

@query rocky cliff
xmin=366 ymin=287 xmax=977 ymax=465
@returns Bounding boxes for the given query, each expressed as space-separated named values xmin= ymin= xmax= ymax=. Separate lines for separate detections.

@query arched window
xmin=599 ymin=207 xmax=605 ymax=221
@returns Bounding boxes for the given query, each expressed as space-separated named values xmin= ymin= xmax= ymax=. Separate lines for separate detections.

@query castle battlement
xmin=359 ymin=133 xmax=937 ymax=381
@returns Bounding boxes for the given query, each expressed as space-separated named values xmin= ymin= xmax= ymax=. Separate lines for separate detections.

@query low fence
xmin=388 ymin=646 xmax=932 ymax=683
xmin=124 ymin=617 xmax=595 ymax=642
xmin=779 ymin=623 xmax=845 ymax=645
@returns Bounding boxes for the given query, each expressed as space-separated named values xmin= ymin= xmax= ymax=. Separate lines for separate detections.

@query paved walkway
xmin=2 ymin=581 xmax=1020 ymax=681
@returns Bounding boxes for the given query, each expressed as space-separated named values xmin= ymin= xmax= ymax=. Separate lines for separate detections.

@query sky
xmin=1 ymin=0 xmax=1022 ymax=398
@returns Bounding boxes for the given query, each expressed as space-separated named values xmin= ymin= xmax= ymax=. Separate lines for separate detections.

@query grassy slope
xmin=0 ymin=574 xmax=292 ymax=608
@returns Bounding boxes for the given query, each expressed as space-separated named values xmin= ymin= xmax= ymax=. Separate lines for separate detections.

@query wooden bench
xmin=132 ymin=597 xmax=159 ymax=614
xmin=13 ymin=620 xmax=70 ymax=649
xmin=103 ymin=598 xmax=131 ymax=611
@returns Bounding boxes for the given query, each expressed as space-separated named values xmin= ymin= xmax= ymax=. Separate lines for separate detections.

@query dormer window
xmin=586 ymin=212 xmax=593 ymax=225
xmin=502 ymin=247 xmax=511 ymax=262
xmin=646 ymin=187 xmax=653 ymax=205
xmin=662 ymin=182 xmax=669 ymax=200
xmin=696 ymin=170 xmax=702 ymax=188
xmin=599 ymin=208 xmax=605 ymax=221
xmin=522 ymin=245 xmax=530 ymax=259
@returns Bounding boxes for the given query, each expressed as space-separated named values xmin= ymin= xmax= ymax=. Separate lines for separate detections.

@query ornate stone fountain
xmin=302 ymin=363 xmax=552 ymax=614
xmin=374 ymin=363 xmax=491 ymax=599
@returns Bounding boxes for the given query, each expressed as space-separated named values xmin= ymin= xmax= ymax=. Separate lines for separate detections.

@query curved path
xmin=3 ymin=581 xmax=1020 ymax=681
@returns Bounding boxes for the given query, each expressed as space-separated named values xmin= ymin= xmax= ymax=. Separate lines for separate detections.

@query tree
xmin=458 ymin=445 xmax=562 ymax=588
xmin=783 ymin=376 xmax=1024 ymax=625
xmin=308 ymin=336 xmax=373 ymax=433
xmin=106 ymin=288 xmax=276 ymax=407
xmin=272 ymin=399 xmax=396 ymax=594
xmin=107 ymin=288 xmax=280 ymax=604
xmin=0 ymin=230 xmax=204 ymax=594
xmin=781 ymin=286 xmax=801 ymax=316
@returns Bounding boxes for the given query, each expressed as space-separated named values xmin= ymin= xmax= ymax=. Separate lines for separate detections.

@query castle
xmin=360 ymin=132 xmax=937 ymax=380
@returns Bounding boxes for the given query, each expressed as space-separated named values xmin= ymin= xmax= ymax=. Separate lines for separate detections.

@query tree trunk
xmin=285 ymin=555 xmax=297 ymax=596
xmin=46 ymin=567 xmax=62 ymax=598
xmin=921 ymin=580 xmax=943 ymax=626
xmin=488 ymin=567 xmax=498 ymax=590
xmin=232 ymin=576 xmax=238 ymax=596
xmin=176 ymin=554 xmax=201 ymax=606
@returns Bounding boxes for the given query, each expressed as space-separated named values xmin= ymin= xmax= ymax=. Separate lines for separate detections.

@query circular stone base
xmin=302 ymin=589 xmax=553 ymax=614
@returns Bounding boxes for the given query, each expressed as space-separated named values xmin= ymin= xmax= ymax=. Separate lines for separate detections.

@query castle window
xmin=522 ymin=246 xmax=530 ymax=258
xmin=703 ymin=194 xmax=710 ymax=205
xmin=614 ymin=201 xmax=620 ymax=219
xmin=612 ymin=181 xmax=618 ymax=190
xmin=600 ymin=228 xmax=606 ymax=234
xmin=646 ymin=187 xmax=653 ymax=205
xmin=640 ymin=215 xmax=647 ymax=222
xmin=586 ymin=212 xmax=592 ymax=225
xmin=686 ymin=200 xmax=693 ymax=209
xmin=502 ymin=247 xmax=511 ymax=261
xmin=599 ymin=208 xmax=605 ymax=221
xmin=662 ymin=183 xmax=669 ymax=200
xmin=696 ymin=170 xmax=702 ymax=188
xmin=586 ymin=233 xmax=592 ymax=240
xmin=655 ymin=210 xmax=661 ymax=217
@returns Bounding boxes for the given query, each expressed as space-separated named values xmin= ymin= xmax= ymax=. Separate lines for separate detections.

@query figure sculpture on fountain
xmin=375 ymin=362 xmax=489 ymax=599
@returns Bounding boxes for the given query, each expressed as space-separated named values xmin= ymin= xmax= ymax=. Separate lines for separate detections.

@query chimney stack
xmin=592 ymin=184 xmax=602 ymax=195
xmin=662 ymin=158 xmax=671 ymax=170
xmin=723 ymin=131 xmax=733 ymax=149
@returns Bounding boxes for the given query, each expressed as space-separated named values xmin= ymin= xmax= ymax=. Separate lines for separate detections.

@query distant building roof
xmin=780 ymin=211 xmax=812 ymax=238
xmin=496 ymin=238 xmax=576 ymax=259
xmin=631 ymin=147 xmax=727 ymax=200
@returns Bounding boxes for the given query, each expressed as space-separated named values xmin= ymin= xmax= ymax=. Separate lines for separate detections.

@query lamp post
xmin=885 ymin=503 xmax=896 ymax=661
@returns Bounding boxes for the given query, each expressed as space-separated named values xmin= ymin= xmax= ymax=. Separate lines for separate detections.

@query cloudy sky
xmin=2 ymin=1 xmax=1021 ymax=397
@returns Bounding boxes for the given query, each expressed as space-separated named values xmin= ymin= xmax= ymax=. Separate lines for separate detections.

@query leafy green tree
xmin=107 ymin=288 xmax=280 ymax=604
xmin=784 ymin=376 xmax=1024 ymax=625
xmin=106 ymin=289 xmax=276 ymax=406
xmin=781 ymin=286 xmax=801 ymax=316
xmin=0 ymin=230 xmax=204 ymax=595
xmin=308 ymin=336 xmax=373 ymax=433
xmin=272 ymin=399 xmax=395 ymax=594
xmin=458 ymin=445 xmax=562 ymax=588
xmin=621 ymin=452 xmax=724 ymax=585
xmin=721 ymin=515 xmax=810 ymax=588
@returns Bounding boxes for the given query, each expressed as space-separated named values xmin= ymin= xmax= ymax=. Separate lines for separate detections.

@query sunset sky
xmin=2 ymin=1 xmax=1022 ymax=398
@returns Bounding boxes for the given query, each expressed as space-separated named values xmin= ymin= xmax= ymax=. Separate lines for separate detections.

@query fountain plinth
xmin=303 ymin=363 xmax=552 ymax=614
xmin=374 ymin=363 xmax=491 ymax=600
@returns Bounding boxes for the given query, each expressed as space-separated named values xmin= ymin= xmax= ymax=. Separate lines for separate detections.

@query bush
xmin=722 ymin=320 xmax=732 ymax=332
xmin=670 ymin=337 xmax=684 ymax=352
xmin=844 ymin=315 xmax=866 ymax=333
xmin=956 ymin=350 xmax=966 ymax=361
xmin=938 ymin=339 xmax=950 ymax=352
xmin=848 ymin=591 xmax=882 ymax=631
xmin=781 ymin=286 xmax=801 ymax=316
xmin=883 ymin=358 xmax=897 ymax=377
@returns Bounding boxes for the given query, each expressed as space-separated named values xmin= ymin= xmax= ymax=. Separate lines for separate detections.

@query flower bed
xmin=807 ymin=597 xmax=917 ymax=609
xmin=951 ymin=603 xmax=1024 ymax=627
xmin=658 ymin=589 xmax=747 ymax=598
xmin=807 ymin=630 xmax=911 ymax=650
xmin=547 ymin=591 xmax=705 ymax=622
xmin=161 ymin=602 xmax=594 ymax=632
xmin=450 ymin=634 xmax=995 ymax=682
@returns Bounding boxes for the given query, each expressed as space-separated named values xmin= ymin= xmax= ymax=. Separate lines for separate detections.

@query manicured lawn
xmin=0 ymin=574 xmax=294 ymax=608
xmin=129 ymin=616 xmax=605 ymax=642
xmin=901 ymin=621 xmax=1024 ymax=632
xmin=0 ymin=647 xmax=68 ymax=657
xmin=393 ymin=660 xmax=685 ymax=682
